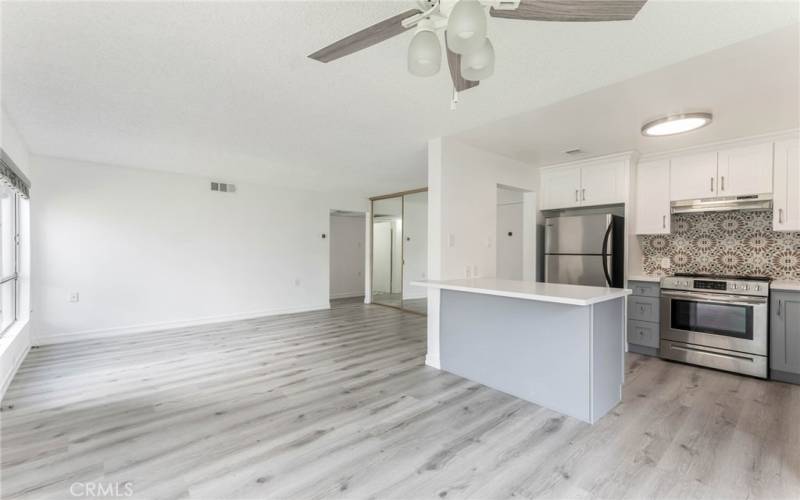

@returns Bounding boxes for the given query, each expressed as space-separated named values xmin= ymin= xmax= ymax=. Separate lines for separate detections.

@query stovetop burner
xmin=672 ymin=273 xmax=772 ymax=282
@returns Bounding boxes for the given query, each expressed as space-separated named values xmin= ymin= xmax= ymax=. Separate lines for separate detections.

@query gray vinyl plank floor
xmin=1 ymin=300 xmax=798 ymax=499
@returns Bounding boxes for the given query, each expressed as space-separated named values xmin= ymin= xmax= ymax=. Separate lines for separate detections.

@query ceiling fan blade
xmin=308 ymin=9 xmax=422 ymax=63
xmin=445 ymin=39 xmax=479 ymax=93
xmin=490 ymin=0 xmax=647 ymax=22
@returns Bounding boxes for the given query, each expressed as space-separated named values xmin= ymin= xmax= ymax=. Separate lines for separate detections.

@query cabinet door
xmin=579 ymin=161 xmax=626 ymax=206
xmin=771 ymin=292 xmax=800 ymax=375
xmin=773 ymin=138 xmax=800 ymax=231
xmin=670 ymin=151 xmax=718 ymax=201
xmin=717 ymin=142 xmax=773 ymax=197
xmin=540 ymin=166 xmax=581 ymax=210
xmin=635 ymin=160 xmax=671 ymax=235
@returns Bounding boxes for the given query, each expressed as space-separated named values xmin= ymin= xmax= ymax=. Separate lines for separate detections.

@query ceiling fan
xmin=308 ymin=0 xmax=648 ymax=95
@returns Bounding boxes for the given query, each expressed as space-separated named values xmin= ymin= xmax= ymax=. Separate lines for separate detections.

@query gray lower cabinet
xmin=627 ymin=280 xmax=660 ymax=356
xmin=771 ymin=290 xmax=800 ymax=384
xmin=628 ymin=320 xmax=659 ymax=348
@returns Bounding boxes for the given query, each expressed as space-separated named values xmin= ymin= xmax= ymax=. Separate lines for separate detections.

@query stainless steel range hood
xmin=671 ymin=194 xmax=773 ymax=214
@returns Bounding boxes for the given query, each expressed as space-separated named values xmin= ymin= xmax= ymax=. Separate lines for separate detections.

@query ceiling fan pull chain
xmin=451 ymin=88 xmax=459 ymax=110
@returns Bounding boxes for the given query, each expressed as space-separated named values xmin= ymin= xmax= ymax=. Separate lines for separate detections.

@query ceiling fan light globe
xmin=460 ymin=38 xmax=494 ymax=81
xmin=446 ymin=0 xmax=487 ymax=55
xmin=408 ymin=30 xmax=442 ymax=77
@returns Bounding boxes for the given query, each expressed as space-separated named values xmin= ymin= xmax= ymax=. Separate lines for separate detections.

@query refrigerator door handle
xmin=601 ymin=223 xmax=613 ymax=287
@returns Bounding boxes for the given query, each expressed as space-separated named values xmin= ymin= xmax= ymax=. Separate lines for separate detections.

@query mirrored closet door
xmin=370 ymin=189 xmax=428 ymax=315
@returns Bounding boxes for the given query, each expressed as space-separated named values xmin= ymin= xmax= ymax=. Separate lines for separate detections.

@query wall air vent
xmin=211 ymin=182 xmax=236 ymax=193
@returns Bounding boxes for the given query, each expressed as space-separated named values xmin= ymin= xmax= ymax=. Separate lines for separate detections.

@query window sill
xmin=0 ymin=317 xmax=30 ymax=352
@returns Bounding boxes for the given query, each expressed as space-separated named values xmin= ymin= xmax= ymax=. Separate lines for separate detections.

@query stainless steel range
xmin=660 ymin=274 xmax=769 ymax=378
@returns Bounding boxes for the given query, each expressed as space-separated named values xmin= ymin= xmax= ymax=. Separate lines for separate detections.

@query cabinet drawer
xmin=629 ymin=281 xmax=660 ymax=297
xmin=628 ymin=296 xmax=660 ymax=323
xmin=628 ymin=320 xmax=660 ymax=348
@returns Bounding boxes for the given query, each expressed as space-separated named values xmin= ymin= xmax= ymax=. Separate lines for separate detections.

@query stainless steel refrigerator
xmin=544 ymin=214 xmax=624 ymax=288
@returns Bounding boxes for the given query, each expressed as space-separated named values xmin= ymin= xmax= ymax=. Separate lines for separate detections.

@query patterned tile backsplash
xmin=638 ymin=211 xmax=800 ymax=280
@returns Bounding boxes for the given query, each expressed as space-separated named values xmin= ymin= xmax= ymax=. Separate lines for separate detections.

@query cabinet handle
xmin=710 ymin=177 xmax=715 ymax=192
xmin=575 ymin=189 xmax=579 ymax=202
xmin=721 ymin=176 xmax=725 ymax=192
xmin=662 ymin=215 xmax=666 ymax=229
xmin=779 ymin=208 xmax=784 ymax=224
xmin=778 ymin=300 xmax=782 ymax=316
xmin=582 ymin=188 xmax=586 ymax=201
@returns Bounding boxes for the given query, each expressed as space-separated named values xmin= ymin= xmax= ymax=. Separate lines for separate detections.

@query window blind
xmin=0 ymin=149 xmax=30 ymax=199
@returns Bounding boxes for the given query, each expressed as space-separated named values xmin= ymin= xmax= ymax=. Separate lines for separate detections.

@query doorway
xmin=329 ymin=210 xmax=366 ymax=302
xmin=496 ymin=185 xmax=538 ymax=282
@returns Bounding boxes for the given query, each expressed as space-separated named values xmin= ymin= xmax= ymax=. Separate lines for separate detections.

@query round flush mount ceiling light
xmin=641 ymin=112 xmax=713 ymax=137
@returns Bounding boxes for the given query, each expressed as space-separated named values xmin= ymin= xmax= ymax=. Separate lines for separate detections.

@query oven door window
xmin=670 ymin=299 xmax=753 ymax=340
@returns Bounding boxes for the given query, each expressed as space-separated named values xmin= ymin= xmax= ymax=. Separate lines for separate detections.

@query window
xmin=0 ymin=148 xmax=28 ymax=337
xmin=0 ymin=183 xmax=19 ymax=334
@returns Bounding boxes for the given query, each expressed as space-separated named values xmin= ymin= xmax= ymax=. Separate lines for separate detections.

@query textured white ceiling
xmin=2 ymin=1 xmax=799 ymax=195
xmin=454 ymin=23 xmax=800 ymax=165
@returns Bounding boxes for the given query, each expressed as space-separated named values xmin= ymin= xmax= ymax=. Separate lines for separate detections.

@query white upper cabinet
xmin=669 ymin=142 xmax=774 ymax=202
xmin=540 ymin=161 xmax=627 ymax=210
xmin=717 ymin=142 xmax=773 ymax=197
xmin=580 ymin=161 xmax=627 ymax=206
xmin=635 ymin=160 xmax=671 ymax=235
xmin=669 ymin=151 xmax=718 ymax=201
xmin=773 ymin=138 xmax=800 ymax=232
xmin=540 ymin=166 xmax=581 ymax=210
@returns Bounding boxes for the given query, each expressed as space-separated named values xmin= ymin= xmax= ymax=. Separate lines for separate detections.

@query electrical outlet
xmin=465 ymin=266 xmax=471 ymax=278
xmin=69 ymin=292 xmax=79 ymax=303
xmin=661 ymin=257 xmax=672 ymax=269
xmin=449 ymin=234 xmax=456 ymax=247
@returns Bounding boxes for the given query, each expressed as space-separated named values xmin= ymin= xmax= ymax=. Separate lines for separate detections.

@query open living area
xmin=1 ymin=1 xmax=799 ymax=499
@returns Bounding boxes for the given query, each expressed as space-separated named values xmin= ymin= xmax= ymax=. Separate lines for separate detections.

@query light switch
xmin=449 ymin=234 xmax=456 ymax=247
xmin=69 ymin=292 xmax=79 ymax=303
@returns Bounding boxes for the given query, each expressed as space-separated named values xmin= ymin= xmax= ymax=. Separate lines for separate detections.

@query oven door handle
xmin=660 ymin=290 xmax=767 ymax=306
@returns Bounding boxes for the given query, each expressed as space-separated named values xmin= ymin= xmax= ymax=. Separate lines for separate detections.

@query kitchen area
xmin=421 ymin=128 xmax=800 ymax=424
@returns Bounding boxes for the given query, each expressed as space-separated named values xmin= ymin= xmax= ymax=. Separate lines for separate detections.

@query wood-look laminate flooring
xmin=2 ymin=300 xmax=798 ymax=500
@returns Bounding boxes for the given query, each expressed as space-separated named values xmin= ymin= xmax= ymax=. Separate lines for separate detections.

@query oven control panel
xmin=660 ymin=276 xmax=770 ymax=297
xmin=694 ymin=280 xmax=727 ymax=291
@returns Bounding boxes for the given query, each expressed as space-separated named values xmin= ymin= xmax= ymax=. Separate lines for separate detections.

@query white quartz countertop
xmin=411 ymin=278 xmax=631 ymax=306
xmin=628 ymin=275 xmax=662 ymax=283
xmin=771 ymin=280 xmax=800 ymax=292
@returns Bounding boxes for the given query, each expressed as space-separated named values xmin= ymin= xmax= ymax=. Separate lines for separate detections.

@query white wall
xmin=30 ymin=155 xmax=366 ymax=344
xmin=426 ymin=137 xmax=538 ymax=367
xmin=329 ymin=214 xmax=365 ymax=299
xmin=0 ymin=108 xmax=32 ymax=399
xmin=496 ymin=188 xmax=524 ymax=280
xmin=435 ymin=138 xmax=539 ymax=281
xmin=402 ymin=191 xmax=427 ymax=299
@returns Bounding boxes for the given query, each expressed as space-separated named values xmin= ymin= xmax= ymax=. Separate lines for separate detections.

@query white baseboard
xmin=1 ymin=344 xmax=30 ymax=401
xmin=34 ymin=303 xmax=331 ymax=346
xmin=330 ymin=291 xmax=365 ymax=299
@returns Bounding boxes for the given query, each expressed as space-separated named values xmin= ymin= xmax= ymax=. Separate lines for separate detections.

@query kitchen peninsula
xmin=413 ymin=278 xmax=631 ymax=424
